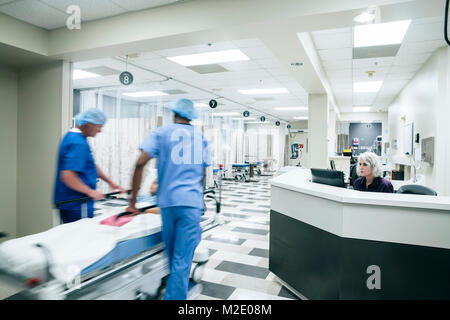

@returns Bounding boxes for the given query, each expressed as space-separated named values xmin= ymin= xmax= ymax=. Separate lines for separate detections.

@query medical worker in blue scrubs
xmin=126 ymin=98 xmax=211 ymax=300
xmin=54 ymin=108 xmax=126 ymax=224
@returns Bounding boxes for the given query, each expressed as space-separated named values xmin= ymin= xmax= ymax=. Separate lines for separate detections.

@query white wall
xmin=16 ymin=61 xmax=70 ymax=236
xmin=0 ymin=65 xmax=18 ymax=242
xmin=388 ymin=46 xmax=450 ymax=196
xmin=338 ymin=112 xmax=388 ymax=149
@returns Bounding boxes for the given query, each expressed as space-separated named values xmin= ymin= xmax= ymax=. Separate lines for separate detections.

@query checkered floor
xmin=194 ymin=176 xmax=299 ymax=300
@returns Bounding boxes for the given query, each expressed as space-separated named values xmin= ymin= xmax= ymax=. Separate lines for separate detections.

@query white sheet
xmin=0 ymin=211 xmax=162 ymax=286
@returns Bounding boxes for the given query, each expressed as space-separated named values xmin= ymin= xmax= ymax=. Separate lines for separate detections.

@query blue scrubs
xmin=140 ymin=123 xmax=211 ymax=300
xmin=54 ymin=130 xmax=98 ymax=223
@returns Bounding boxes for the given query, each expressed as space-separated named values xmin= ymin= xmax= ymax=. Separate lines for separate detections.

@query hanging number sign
xmin=287 ymin=124 xmax=291 ymax=129
xmin=260 ymin=116 xmax=266 ymax=122
xmin=119 ymin=71 xmax=133 ymax=86
xmin=276 ymin=121 xmax=281 ymax=126
xmin=209 ymin=99 xmax=218 ymax=109
xmin=243 ymin=111 xmax=250 ymax=117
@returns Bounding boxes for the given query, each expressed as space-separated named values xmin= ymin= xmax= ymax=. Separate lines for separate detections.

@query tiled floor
xmin=194 ymin=176 xmax=299 ymax=300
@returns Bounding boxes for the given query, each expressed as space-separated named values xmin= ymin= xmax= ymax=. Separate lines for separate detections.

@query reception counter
xmin=269 ymin=168 xmax=450 ymax=299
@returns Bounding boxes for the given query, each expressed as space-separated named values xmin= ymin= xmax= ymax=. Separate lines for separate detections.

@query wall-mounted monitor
xmin=421 ymin=137 xmax=435 ymax=165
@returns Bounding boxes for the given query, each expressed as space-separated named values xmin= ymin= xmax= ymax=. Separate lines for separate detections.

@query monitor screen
xmin=311 ymin=168 xmax=345 ymax=188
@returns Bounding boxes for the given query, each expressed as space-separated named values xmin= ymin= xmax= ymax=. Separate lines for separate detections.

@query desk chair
xmin=397 ymin=184 xmax=437 ymax=196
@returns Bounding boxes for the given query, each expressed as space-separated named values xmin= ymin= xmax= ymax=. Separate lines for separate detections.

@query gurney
xmin=0 ymin=190 xmax=223 ymax=300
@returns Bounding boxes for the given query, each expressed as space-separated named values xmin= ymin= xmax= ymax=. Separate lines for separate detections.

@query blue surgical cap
xmin=168 ymin=98 xmax=199 ymax=120
xmin=74 ymin=108 xmax=107 ymax=126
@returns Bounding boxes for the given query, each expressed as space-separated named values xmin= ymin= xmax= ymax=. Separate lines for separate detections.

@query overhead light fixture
xmin=212 ymin=112 xmax=240 ymax=116
xmin=238 ymin=88 xmax=289 ymax=95
xmin=275 ymin=107 xmax=308 ymax=111
xmin=231 ymin=117 xmax=256 ymax=120
xmin=73 ymin=69 xmax=100 ymax=80
xmin=353 ymin=5 xmax=378 ymax=24
xmin=353 ymin=106 xmax=372 ymax=112
xmin=122 ymin=91 xmax=168 ymax=97
xmin=246 ymin=121 xmax=271 ymax=124
xmin=167 ymin=49 xmax=249 ymax=66
xmin=293 ymin=116 xmax=308 ymax=120
xmin=353 ymin=81 xmax=383 ymax=93
xmin=354 ymin=20 xmax=411 ymax=47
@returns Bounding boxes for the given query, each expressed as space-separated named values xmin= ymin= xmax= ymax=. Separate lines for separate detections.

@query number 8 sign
xmin=119 ymin=71 xmax=134 ymax=86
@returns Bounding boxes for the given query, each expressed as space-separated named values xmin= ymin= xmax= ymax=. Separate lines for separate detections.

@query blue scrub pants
xmin=59 ymin=205 xmax=94 ymax=224
xmin=161 ymin=206 xmax=202 ymax=300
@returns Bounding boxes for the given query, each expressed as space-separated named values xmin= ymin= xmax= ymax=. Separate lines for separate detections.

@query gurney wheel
xmin=192 ymin=264 xmax=205 ymax=283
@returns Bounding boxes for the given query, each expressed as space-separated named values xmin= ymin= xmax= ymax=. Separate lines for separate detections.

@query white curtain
xmin=79 ymin=89 xmax=169 ymax=193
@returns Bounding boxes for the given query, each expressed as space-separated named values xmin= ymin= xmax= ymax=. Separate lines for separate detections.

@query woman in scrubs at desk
xmin=353 ymin=152 xmax=394 ymax=193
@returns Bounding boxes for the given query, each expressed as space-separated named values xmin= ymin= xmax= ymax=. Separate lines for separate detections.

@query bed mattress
xmin=0 ymin=209 xmax=162 ymax=286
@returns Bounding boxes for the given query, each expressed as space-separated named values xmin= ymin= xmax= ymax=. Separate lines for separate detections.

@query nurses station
xmin=0 ymin=0 xmax=450 ymax=301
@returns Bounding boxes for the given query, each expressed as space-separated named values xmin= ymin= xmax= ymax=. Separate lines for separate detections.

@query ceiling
xmin=73 ymin=38 xmax=309 ymax=122
xmin=311 ymin=16 xmax=446 ymax=113
xmin=0 ymin=0 xmax=187 ymax=30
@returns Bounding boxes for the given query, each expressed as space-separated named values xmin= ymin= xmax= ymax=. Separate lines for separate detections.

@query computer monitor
xmin=311 ymin=168 xmax=345 ymax=188
xmin=330 ymin=160 xmax=336 ymax=170
xmin=343 ymin=151 xmax=352 ymax=157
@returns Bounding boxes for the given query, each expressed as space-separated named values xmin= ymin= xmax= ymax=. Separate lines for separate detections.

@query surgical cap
xmin=74 ymin=108 xmax=107 ymax=126
xmin=168 ymin=99 xmax=199 ymax=120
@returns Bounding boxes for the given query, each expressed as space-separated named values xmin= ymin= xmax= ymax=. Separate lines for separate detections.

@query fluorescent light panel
xmin=354 ymin=20 xmax=411 ymax=47
xmin=73 ymin=69 xmax=100 ymax=80
xmin=353 ymin=106 xmax=372 ymax=112
xmin=294 ymin=116 xmax=308 ymax=120
xmin=231 ymin=117 xmax=256 ymax=120
xmin=353 ymin=81 xmax=382 ymax=93
xmin=275 ymin=107 xmax=308 ymax=111
xmin=212 ymin=112 xmax=240 ymax=116
xmin=123 ymin=91 xmax=168 ymax=97
xmin=195 ymin=103 xmax=208 ymax=107
xmin=167 ymin=49 xmax=249 ymax=66
xmin=238 ymin=88 xmax=289 ymax=95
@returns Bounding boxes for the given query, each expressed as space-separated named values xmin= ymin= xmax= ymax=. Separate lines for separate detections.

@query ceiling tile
xmin=318 ymin=48 xmax=352 ymax=61
xmin=312 ymin=31 xmax=352 ymax=50
xmin=392 ymin=53 xmax=431 ymax=66
xmin=322 ymin=59 xmax=352 ymax=70
xmin=397 ymin=39 xmax=445 ymax=56
xmin=403 ymin=21 xmax=444 ymax=43
xmin=41 ymin=0 xmax=126 ymax=21
xmin=0 ymin=0 xmax=67 ymax=30
xmin=352 ymin=57 xmax=395 ymax=69
xmin=109 ymin=0 xmax=180 ymax=11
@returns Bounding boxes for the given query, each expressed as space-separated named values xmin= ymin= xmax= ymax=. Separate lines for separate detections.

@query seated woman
xmin=144 ymin=179 xmax=160 ymax=214
xmin=353 ymin=152 xmax=394 ymax=193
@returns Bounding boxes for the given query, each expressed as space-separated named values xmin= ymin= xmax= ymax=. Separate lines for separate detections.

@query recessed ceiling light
xmin=353 ymin=106 xmax=372 ymax=112
xmin=212 ymin=112 xmax=240 ymax=116
xmin=73 ymin=69 xmax=100 ymax=80
xmin=238 ymin=88 xmax=289 ymax=95
xmin=167 ymin=49 xmax=249 ymax=66
xmin=231 ymin=117 xmax=256 ymax=121
xmin=353 ymin=81 xmax=383 ymax=93
xmin=293 ymin=116 xmax=308 ymax=120
xmin=246 ymin=121 xmax=271 ymax=124
xmin=122 ymin=91 xmax=168 ymax=97
xmin=354 ymin=20 xmax=411 ymax=47
xmin=275 ymin=107 xmax=308 ymax=111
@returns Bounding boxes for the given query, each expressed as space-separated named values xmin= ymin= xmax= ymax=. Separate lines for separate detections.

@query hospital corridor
xmin=1 ymin=0 xmax=450 ymax=307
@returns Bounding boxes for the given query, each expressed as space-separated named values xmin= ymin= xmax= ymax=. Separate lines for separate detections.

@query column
xmin=308 ymin=94 xmax=329 ymax=169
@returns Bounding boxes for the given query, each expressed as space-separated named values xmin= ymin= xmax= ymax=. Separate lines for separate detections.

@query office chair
xmin=349 ymin=164 xmax=358 ymax=186
xmin=397 ymin=184 xmax=437 ymax=196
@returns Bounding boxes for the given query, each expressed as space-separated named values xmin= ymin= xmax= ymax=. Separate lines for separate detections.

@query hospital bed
xmin=0 ymin=190 xmax=223 ymax=300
